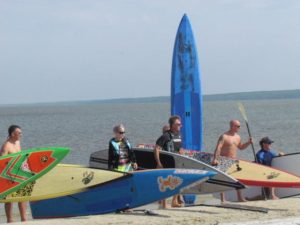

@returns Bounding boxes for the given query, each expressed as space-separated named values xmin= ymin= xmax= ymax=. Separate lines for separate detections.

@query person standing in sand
xmin=154 ymin=116 xmax=184 ymax=208
xmin=108 ymin=124 xmax=138 ymax=172
xmin=212 ymin=120 xmax=252 ymax=203
xmin=255 ymin=136 xmax=284 ymax=200
xmin=0 ymin=125 xmax=27 ymax=223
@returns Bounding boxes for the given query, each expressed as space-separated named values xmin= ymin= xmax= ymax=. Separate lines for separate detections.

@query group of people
xmin=212 ymin=120 xmax=284 ymax=202
xmin=2 ymin=117 xmax=283 ymax=222
xmin=108 ymin=116 xmax=184 ymax=208
xmin=108 ymin=116 xmax=284 ymax=209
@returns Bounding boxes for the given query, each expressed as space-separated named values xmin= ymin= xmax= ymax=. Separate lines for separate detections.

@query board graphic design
xmin=1 ymin=164 xmax=125 ymax=202
xmin=30 ymin=168 xmax=216 ymax=218
xmin=0 ymin=147 xmax=69 ymax=199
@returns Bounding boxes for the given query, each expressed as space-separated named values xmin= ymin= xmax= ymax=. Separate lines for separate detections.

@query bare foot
xmin=238 ymin=198 xmax=247 ymax=202
xmin=124 ymin=209 xmax=133 ymax=213
xmin=171 ymin=203 xmax=183 ymax=207
xmin=271 ymin=196 xmax=279 ymax=200
xmin=159 ymin=204 xmax=169 ymax=209
xmin=178 ymin=198 xmax=184 ymax=204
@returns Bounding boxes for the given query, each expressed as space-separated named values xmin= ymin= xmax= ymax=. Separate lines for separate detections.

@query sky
xmin=0 ymin=0 xmax=299 ymax=104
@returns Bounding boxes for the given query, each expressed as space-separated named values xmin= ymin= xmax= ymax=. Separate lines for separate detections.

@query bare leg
xmin=171 ymin=195 xmax=182 ymax=207
xmin=270 ymin=188 xmax=279 ymax=200
xmin=161 ymin=199 xmax=168 ymax=209
xmin=18 ymin=202 xmax=27 ymax=222
xmin=177 ymin=194 xmax=184 ymax=204
xmin=220 ymin=192 xmax=226 ymax=203
xmin=237 ymin=190 xmax=247 ymax=202
xmin=4 ymin=203 xmax=13 ymax=223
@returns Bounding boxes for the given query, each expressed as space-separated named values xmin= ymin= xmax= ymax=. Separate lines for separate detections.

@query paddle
xmin=185 ymin=203 xmax=269 ymax=213
xmin=238 ymin=102 xmax=267 ymax=200
xmin=237 ymin=102 xmax=258 ymax=162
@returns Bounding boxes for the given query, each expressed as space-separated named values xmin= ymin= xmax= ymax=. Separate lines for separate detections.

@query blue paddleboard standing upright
xmin=171 ymin=14 xmax=203 ymax=151
xmin=171 ymin=14 xmax=203 ymax=205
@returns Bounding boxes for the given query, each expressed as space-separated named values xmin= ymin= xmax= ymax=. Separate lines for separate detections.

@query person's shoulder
xmin=123 ymin=137 xmax=130 ymax=142
xmin=109 ymin=138 xmax=116 ymax=144
xmin=163 ymin=131 xmax=173 ymax=139
xmin=156 ymin=132 xmax=170 ymax=144
xmin=1 ymin=141 xmax=10 ymax=149
xmin=157 ymin=131 xmax=170 ymax=139
xmin=256 ymin=149 xmax=263 ymax=154
xmin=1 ymin=141 xmax=12 ymax=155
xmin=234 ymin=132 xmax=241 ymax=138
xmin=221 ymin=132 xmax=237 ymax=140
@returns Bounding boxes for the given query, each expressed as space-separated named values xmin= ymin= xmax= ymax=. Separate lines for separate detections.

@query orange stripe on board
xmin=27 ymin=151 xmax=55 ymax=173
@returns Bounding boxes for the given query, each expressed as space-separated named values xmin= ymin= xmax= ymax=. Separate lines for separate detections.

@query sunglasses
xmin=118 ymin=131 xmax=125 ymax=134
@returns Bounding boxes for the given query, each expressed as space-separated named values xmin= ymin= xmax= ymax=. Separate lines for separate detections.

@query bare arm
xmin=238 ymin=137 xmax=252 ymax=150
xmin=154 ymin=145 xmax=163 ymax=168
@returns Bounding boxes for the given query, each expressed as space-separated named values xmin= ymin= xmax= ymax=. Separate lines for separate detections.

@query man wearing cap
xmin=256 ymin=136 xmax=284 ymax=199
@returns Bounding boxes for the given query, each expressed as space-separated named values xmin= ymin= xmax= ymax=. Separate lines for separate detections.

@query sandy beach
xmin=3 ymin=196 xmax=299 ymax=225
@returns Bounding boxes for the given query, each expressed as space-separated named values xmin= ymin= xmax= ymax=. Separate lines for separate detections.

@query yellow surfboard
xmin=193 ymin=152 xmax=300 ymax=188
xmin=0 ymin=164 xmax=126 ymax=202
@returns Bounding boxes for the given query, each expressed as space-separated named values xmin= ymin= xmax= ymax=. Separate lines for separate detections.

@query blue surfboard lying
xmin=171 ymin=14 xmax=203 ymax=151
xmin=30 ymin=168 xmax=216 ymax=218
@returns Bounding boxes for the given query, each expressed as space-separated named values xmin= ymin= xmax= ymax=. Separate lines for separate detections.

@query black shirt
xmin=156 ymin=131 xmax=182 ymax=153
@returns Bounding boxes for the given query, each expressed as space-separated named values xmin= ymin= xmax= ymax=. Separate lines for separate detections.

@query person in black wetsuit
xmin=154 ymin=115 xmax=184 ymax=208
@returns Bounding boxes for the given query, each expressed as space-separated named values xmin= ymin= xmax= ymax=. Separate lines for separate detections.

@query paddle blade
xmin=237 ymin=102 xmax=248 ymax=122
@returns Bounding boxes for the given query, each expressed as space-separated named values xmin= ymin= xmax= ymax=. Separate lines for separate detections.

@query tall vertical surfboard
xmin=171 ymin=14 xmax=202 ymax=151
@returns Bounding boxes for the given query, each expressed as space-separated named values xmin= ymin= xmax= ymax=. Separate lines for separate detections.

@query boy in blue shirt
xmin=256 ymin=137 xmax=284 ymax=199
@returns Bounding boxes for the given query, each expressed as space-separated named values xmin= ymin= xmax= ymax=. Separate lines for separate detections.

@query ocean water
xmin=0 ymin=98 xmax=300 ymax=222
xmin=0 ymin=98 xmax=299 ymax=165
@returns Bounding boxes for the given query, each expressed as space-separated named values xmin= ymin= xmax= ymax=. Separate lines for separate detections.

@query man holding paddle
xmin=212 ymin=120 xmax=252 ymax=202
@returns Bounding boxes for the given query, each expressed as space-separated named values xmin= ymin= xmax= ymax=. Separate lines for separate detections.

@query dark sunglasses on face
xmin=118 ymin=131 xmax=125 ymax=134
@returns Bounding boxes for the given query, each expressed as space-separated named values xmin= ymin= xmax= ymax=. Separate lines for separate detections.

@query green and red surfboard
xmin=0 ymin=147 xmax=69 ymax=199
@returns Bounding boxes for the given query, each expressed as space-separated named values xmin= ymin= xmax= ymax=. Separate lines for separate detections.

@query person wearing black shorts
xmin=154 ymin=115 xmax=184 ymax=208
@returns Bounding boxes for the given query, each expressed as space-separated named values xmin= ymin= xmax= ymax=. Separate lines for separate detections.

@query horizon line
xmin=1 ymin=88 xmax=300 ymax=107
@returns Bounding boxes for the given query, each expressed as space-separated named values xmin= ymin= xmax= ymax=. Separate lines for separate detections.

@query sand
xmin=3 ymin=196 xmax=300 ymax=225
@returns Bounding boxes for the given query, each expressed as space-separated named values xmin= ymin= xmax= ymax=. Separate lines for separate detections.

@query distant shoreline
xmin=1 ymin=89 xmax=300 ymax=107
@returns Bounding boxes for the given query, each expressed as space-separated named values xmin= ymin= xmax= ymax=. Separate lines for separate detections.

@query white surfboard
xmin=272 ymin=152 xmax=300 ymax=198
xmin=90 ymin=148 xmax=245 ymax=195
